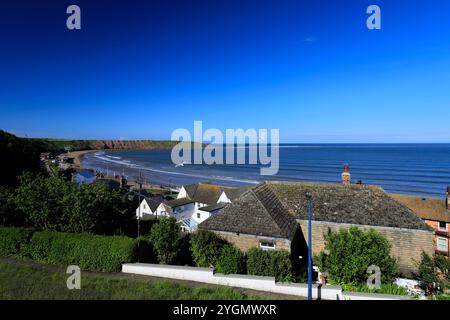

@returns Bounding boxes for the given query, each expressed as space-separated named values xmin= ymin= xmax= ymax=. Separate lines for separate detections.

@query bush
xmin=26 ymin=231 xmax=137 ymax=272
xmin=149 ymin=217 xmax=182 ymax=264
xmin=215 ymin=244 xmax=245 ymax=274
xmin=417 ymin=252 xmax=450 ymax=293
xmin=190 ymin=230 xmax=226 ymax=267
xmin=0 ymin=227 xmax=34 ymax=257
xmin=0 ymin=187 xmax=25 ymax=227
xmin=136 ymin=236 xmax=157 ymax=263
xmin=246 ymin=247 xmax=293 ymax=282
xmin=13 ymin=172 xmax=130 ymax=234
xmin=315 ymin=227 xmax=397 ymax=286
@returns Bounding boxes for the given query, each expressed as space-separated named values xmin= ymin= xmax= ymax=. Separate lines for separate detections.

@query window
xmin=438 ymin=221 xmax=447 ymax=232
xmin=197 ymin=213 xmax=201 ymax=219
xmin=436 ymin=237 xmax=448 ymax=252
xmin=259 ymin=241 xmax=276 ymax=250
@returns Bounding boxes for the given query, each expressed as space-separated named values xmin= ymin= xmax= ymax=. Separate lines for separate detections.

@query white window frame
xmin=436 ymin=237 xmax=448 ymax=252
xmin=437 ymin=221 xmax=448 ymax=232
xmin=259 ymin=241 xmax=276 ymax=251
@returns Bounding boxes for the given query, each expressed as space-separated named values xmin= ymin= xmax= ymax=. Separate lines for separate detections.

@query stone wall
xmin=298 ymin=220 xmax=434 ymax=276
xmin=211 ymin=230 xmax=292 ymax=252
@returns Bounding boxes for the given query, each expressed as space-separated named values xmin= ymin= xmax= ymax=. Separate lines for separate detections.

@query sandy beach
xmin=65 ymin=150 xmax=95 ymax=170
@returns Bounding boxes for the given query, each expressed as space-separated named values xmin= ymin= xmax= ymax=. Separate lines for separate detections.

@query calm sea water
xmin=81 ymin=144 xmax=450 ymax=198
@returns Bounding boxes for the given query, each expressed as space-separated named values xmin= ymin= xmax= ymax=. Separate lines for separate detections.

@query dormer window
xmin=438 ymin=221 xmax=447 ymax=232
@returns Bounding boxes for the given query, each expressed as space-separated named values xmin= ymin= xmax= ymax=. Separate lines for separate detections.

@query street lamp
xmin=305 ymin=192 xmax=313 ymax=301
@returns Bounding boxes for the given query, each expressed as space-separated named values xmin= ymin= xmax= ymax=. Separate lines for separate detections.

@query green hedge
xmin=246 ymin=247 xmax=293 ymax=282
xmin=26 ymin=231 xmax=137 ymax=272
xmin=0 ymin=227 xmax=34 ymax=257
xmin=215 ymin=244 xmax=245 ymax=274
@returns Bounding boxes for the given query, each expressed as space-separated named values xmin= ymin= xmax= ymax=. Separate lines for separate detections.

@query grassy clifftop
xmin=29 ymin=138 xmax=180 ymax=152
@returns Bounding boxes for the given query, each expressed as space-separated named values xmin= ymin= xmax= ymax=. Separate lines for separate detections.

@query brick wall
xmin=425 ymin=220 xmax=450 ymax=257
xmin=211 ymin=231 xmax=292 ymax=252
xmin=298 ymin=220 xmax=434 ymax=276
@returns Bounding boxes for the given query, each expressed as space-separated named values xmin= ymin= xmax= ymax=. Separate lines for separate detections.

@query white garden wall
xmin=122 ymin=263 xmax=411 ymax=300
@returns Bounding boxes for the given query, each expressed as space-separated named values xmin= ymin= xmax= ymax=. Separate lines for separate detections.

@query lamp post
xmin=305 ymin=192 xmax=313 ymax=301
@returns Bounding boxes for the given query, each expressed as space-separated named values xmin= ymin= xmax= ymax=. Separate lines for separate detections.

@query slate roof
xmin=165 ymin=197 xmax=195 ymax=208
xmin=199 ymin=183 xmax=299 ymax=240
xmin=143 ymin=195 xmax=165 ymax=212
xmin=200 ymin=181 xmax=432 ymax=238
xmin=389 ymin=194 xmax=450 ymax=223
xmin=198 ymin=202 xmax=228 ymax=212
xmin=267 ymin=181 xmax=431 ymax=231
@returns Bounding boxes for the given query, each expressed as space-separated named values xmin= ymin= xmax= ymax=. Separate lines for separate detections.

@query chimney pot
xmin=341 ymin=164 xmax=351 ymax=186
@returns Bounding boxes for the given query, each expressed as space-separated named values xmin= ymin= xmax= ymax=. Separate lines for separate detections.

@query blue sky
xmin=1 ymin=0 xmax=450 ymax=142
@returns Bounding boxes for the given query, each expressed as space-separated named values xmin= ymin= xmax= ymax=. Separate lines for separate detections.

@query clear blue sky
xmin=1 ymin=0 xmax=450 ymax=142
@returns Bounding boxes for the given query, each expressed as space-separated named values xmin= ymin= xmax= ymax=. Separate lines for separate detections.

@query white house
xmin=174 ymin=183 xmax=250 ymax=232
xmin=135 ymin=182 xmax=250 ymax=232
xmin=135 ymin=195 xmax=165 ymax=220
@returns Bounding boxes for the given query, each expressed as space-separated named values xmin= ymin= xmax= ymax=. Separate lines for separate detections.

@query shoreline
xmin=66 ymin=150 xmax=96 ymax=170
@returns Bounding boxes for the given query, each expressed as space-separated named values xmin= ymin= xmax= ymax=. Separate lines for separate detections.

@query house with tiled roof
xmin=136 ymin=182 xmax=250 ymax=232
xmin=200 ymin=167 xmax=435 ymax=276
xmin=390 ymin=188 xmax=450 ymax=257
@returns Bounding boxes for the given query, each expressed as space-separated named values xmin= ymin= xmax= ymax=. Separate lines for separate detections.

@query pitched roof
xmin=200 ymin=181 xmax=432 ymax=238
xmin=143 ymin=195 xmax=165 ymax=212
xmin=165 ymin=197 xmax=195 ymax=208
xmin=183 ymin=183 xmax=224 ymax=204
xmin=182 ymin=182 xmax=250 ymax=204
xmin=222 ymin=186 xmax=252 ymax=201
xmin=266 ymin=181 xmax=431 ymax=231
xmin=198 ymin=202 xmax=228 ymax=212
xmin=389 ymin=194 xmax=450 ymax=223
xmin=199 ymin=184 xmax=299 ymax=240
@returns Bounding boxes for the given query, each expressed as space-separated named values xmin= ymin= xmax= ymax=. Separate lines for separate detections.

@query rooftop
xmin=389 ymin=194 xmax=450 ymax=223
xmin=199 ymin=184 xmax=299 ymax=240
xmin=267 ymin=181 xmax=431 ymax=231
xmin=165 ymin=197 xmax=195 ymax=208
xmin=200 ymin=181 xmax=432 ymax=238
xmin=183 ymin=182 xmax=250 ymax=204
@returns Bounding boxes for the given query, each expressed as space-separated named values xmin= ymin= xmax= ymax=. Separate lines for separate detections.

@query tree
xmin=13 ymin=172 xmax=129 ymax=234
xmin=215 ymin=244 xmax=245 ymax=274
xmin=149 ymin=217 xmax=182 ymax=264
xmin=315 ymin=227 xmax=397 ymax=285
xmin=417 ymin=252 xmax=450 ymax=293
xmin=0 ymin=187 xmax=25 ymax=226
xmin=190 ymin=230 xmax=226 ymax=267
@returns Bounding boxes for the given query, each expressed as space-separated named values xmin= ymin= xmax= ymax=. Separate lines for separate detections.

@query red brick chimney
xmin=341 ymin=164 xmax=351 ymax=186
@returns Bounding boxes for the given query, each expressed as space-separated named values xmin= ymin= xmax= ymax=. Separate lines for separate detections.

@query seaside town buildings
xmin=135 ymin=182 xmax=249 ymax=232
xmin=199 ymin=166 xmax=436 ymax=276
xmin=390 ymin=187 xmax=450 ymax=257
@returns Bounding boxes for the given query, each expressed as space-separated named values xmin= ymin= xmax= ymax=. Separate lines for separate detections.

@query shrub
xmin=136 ymin=236 xmax=157 ymax=263
xmin=13 ymin=173 xmax=129 ymax=234
xmin=315 ymin=227 xmax=397 ymax=286
xmin=246 ymin=247 xmax=293 ymax=282
xmin=0 ymin=227 xmax=34 ymax=257
xmin=26 ymin=231 xmax=136 ymax=272
xmin=190 ymin=230 xmax=226 ymax=267
xmin=149 ymin=217 xmax=182 ymax=264
xmin=215 ymin=244 xmax=245 ymax=274
xmin=0 ymin=187 xmax=25 ymax=227
xmin=417 ymin=252 xmax=450 ymax=292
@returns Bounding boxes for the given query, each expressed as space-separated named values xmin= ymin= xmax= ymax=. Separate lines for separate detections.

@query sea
xmin=81 ymin=144 xmax=450 ymax=198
